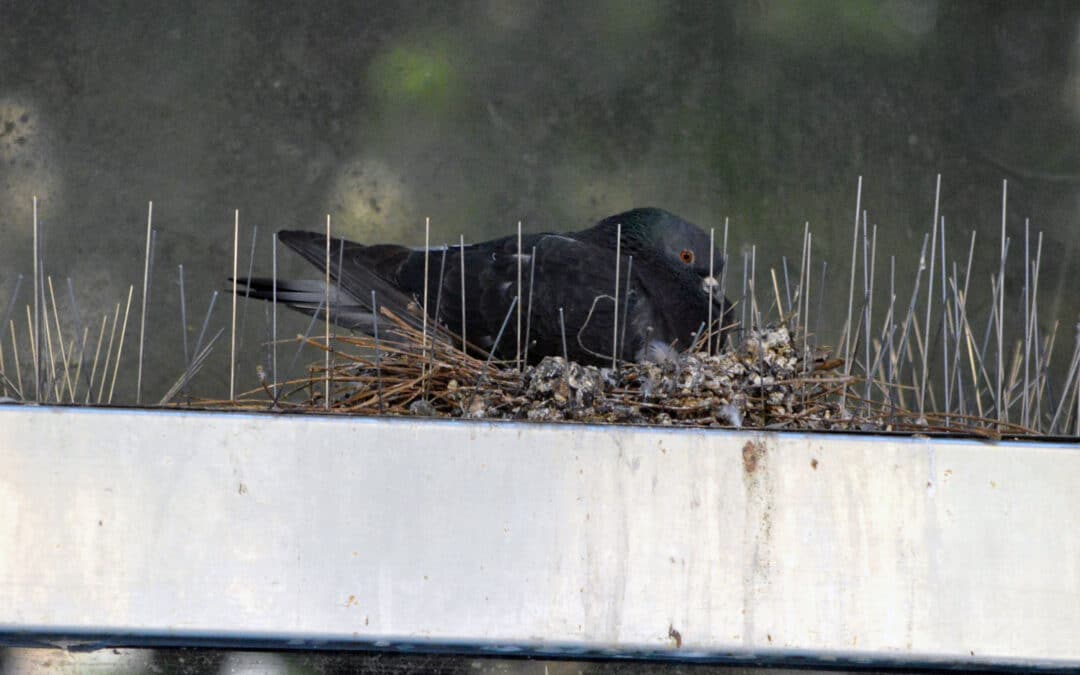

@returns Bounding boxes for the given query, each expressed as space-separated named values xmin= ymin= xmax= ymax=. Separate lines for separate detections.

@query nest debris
xmin=199 ymin=304 xmax=1043 ymax=440
xmin=212 ymin=307 xmax=861 ymax=431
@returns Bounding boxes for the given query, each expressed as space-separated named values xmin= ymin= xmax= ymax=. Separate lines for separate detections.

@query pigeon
xmin=238 ymin=207 xmax=733 ymax=365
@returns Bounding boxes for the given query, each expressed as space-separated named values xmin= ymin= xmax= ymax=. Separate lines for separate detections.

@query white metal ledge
xmin=0 ymin=406 xmax=1077 ymax=670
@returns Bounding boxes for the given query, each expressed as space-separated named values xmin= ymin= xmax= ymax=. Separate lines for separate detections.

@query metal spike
xmin=707 ymin=228 xmax=715 ymax=355
xmin=559 ymin=307 xmax=569 ymax=363
xmin=459 ymin=235 xmax=467 ymax=354
xmin=230 ymin=210 xmax=239 ymax=401
xmin=323 ymin=215 xmax=333 ymax=409
xmin=272 ymin=236 xmax=278 ymax=398
xmin=9 ymin=319 xmax=23 ymax=399
xmin=238 ymin=225 xmax=258 ymax=352
xmin=517 ymin=220 xmax=523 ymax=371
xmin=612 ymin=222 xmax=621 ymax=369
xmin=840 ymin=175 xmax=863 ymax=416
xmin=620 ymin=256 xmax=633 ymax=363
xmin=32 ymin=196 xmax=41 ymax=402
xmin=136 ymin=202 xmax=153 ymax=405
xmin=524 ymin=246 xmax=537 ymax=365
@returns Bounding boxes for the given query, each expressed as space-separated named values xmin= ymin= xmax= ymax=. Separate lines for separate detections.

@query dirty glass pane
xmin=2 ymin=1 xmax=1077 ymax=401
xmin=1 ymin=1 xmax=1077 ymax=669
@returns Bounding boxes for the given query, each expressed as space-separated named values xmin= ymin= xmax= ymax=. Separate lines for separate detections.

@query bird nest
xmin=203 ymin=307 xmax=1035 ymax=438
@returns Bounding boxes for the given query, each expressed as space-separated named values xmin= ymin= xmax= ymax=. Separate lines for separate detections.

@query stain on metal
xmin=668 ymin=624 xmax=682 ymax=648
xmin=742 ymin=440 xmax=766 ymax=475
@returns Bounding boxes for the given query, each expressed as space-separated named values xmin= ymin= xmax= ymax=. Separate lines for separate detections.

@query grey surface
xmin=2 ymin=3 xmax=1080 ymax=402
xmin=1 ymin=406 xmax=1077 ymax=669
xmin=0 ymin=648 xmax=939 ymax=675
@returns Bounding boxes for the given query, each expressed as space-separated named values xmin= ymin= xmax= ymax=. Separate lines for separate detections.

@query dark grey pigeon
xmin=238 ymin=207 xmax=733 ymax=366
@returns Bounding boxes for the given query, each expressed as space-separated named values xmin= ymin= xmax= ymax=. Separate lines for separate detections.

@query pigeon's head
xmin=596 ymin=207 xmax=723 ymax=289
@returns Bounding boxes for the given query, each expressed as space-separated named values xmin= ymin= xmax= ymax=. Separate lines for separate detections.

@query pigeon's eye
xmin=679 ymin=249 xmax=695 ymax=264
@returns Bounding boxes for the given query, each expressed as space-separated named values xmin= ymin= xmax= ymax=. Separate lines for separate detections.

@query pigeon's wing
xmin=416 ymin=233 xmax=629 ymax=363
xmin=269 ymin=229 xmax=636 ymax=363
xmin=377 ymin=234 xmax=521 ymax=356
xmin=525 ymin=234 xmax=628 ymax=363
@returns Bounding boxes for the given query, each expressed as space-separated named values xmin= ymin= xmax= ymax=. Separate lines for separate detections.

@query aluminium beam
xmin=0 ymin=406 xmax=1077 ymax=670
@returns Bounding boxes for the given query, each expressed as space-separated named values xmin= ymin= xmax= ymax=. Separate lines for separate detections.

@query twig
xmin=107 ymin=285 xmax=135 ymax=404
xmin=97 ymin=302 xmax=121 ymax=404
xmin=372 ymin=290 xmax=383 ymax=414
xmin=86 ymin=314 xmax=107 ymax=404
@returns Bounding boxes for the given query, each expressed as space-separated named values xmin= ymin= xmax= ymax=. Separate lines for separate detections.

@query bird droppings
xmin=458 ymin=325 xmax=834 ymax=429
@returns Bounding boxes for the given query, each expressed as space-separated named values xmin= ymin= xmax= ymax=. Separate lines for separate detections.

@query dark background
xmin=1 ymin=0 xmax=1079 ymax=401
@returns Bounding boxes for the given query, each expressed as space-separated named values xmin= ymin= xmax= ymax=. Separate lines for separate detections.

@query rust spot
xmin=742 ymin=440 xmax=766 ymax=475
xmin=810 ymin=458 xmax=818 ymax=470
xmin=344 ymin=594 xmax=357 ymax=607
xmin=238 ymin=482 xmax=248 ymax=495
xmin=668 ymin=624 xmax=682 ymax=648
xmin=767 ymin=633 xmax=773 ymax=644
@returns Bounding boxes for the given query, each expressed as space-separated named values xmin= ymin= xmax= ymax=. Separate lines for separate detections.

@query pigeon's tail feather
xmin=233 ymin=277 xmax=377 ymax=332
xmin=276 ymin=230 xmax=422 ymax=327
xmin=238 ymin=277 xmax=339 ymax=305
